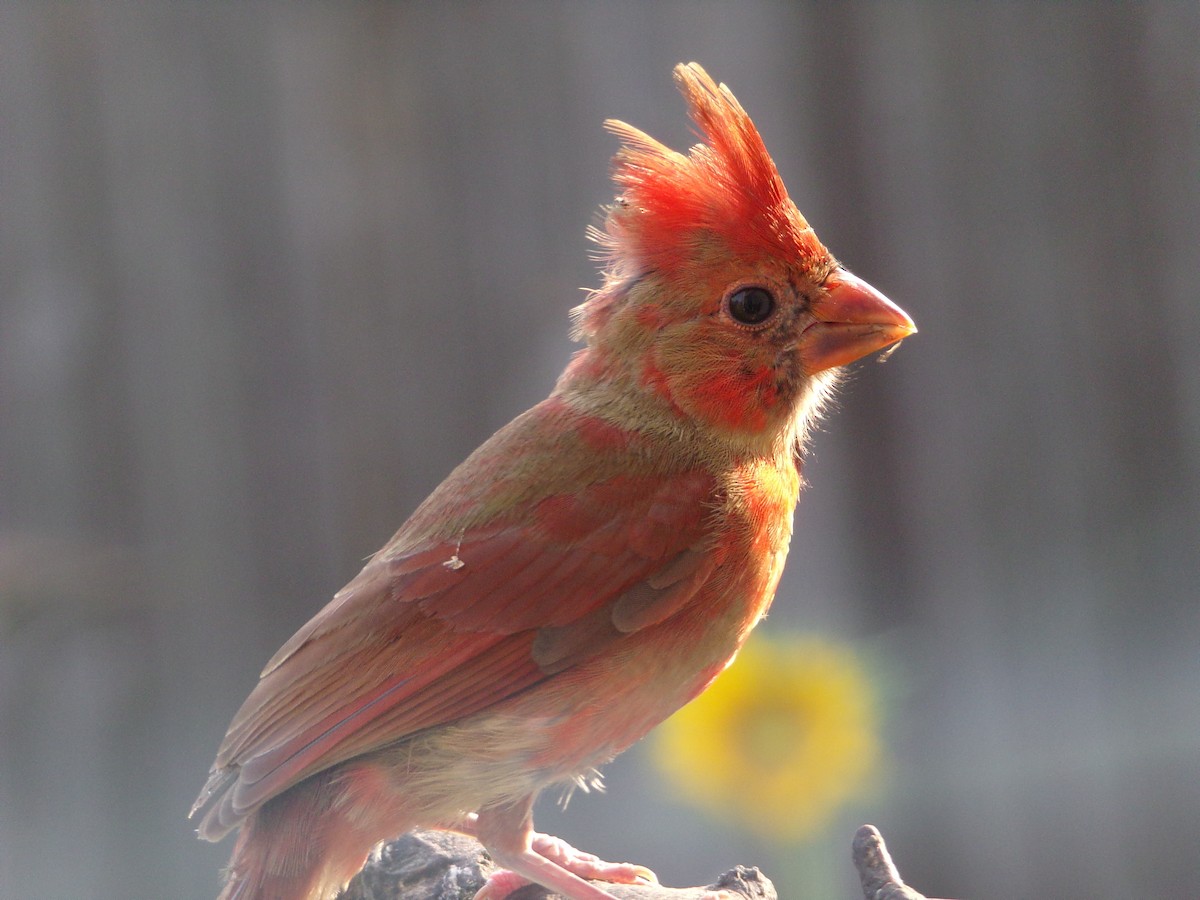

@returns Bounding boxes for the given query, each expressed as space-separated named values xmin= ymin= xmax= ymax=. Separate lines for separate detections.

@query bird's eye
xmin=726 ymin=286 xmax=776 ymax=326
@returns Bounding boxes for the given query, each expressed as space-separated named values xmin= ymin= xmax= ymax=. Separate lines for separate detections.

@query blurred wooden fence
xmin=1 ymin=4 xmax=1197 ymax=899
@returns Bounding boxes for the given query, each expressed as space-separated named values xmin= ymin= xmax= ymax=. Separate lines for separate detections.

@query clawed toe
xmin=529 ymin=831 xmax=657 ymax=886
xmin=469 ymin=798 xmax=660 ymax=900
xmin=473 ymin=868 xmax=532 ymax=900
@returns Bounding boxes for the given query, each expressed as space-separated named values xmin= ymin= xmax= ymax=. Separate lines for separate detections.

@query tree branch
xmin=339 ymin=830 xmax=775 ymax=900
xmin=340 ymin=825 xmax=945 ymax=900
xmin=852 ymin=825 xmax=944 ymax=900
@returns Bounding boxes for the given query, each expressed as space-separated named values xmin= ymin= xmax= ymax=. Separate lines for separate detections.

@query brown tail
xmin=215 ymin=775 xmax=373 ymax=900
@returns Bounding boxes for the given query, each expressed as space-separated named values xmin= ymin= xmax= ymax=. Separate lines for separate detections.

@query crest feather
xmin=596 ymin=63 xmax=822 ymax=284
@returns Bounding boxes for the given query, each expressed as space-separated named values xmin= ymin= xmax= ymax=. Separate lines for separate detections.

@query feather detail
xmin=577 ymin=62 xmax=828 ymax=339
xmin=191 ymin=399 xmax=724 ymax=840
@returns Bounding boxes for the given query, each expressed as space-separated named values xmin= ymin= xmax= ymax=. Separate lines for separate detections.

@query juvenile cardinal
xmin=192 ymin=62 xmax=914 ymax=900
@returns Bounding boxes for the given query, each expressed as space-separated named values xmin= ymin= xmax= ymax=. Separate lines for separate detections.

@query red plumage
xmin=193 ymin=62 xmax=914 ymax=900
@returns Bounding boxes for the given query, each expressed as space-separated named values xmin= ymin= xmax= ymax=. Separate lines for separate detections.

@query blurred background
xmin=2 ymin=4 xmax=1198 ymax=899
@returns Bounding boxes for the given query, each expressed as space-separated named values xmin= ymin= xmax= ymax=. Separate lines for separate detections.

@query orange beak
xmin=798 ymin=268 xmax=916 ymax=373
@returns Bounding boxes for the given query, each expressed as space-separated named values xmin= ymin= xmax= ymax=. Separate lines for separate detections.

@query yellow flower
xmin=651 ymin=633 xmax=881 ymax=842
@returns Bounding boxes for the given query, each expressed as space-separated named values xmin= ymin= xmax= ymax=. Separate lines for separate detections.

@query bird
xmin=191 ymin=62 xmax=915 ymax=900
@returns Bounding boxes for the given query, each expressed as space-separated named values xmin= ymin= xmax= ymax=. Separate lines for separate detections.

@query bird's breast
xmin=527 ymin=460 xmax=800 ymax=777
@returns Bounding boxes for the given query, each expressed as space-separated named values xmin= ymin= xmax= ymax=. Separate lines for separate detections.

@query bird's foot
xmin=530 ymin=831 xmax=657 ymax=885
xmin=474 ymin=832 xmax=657 ymax=900
xmin=461 ymin=811 xmax=656 ymax=900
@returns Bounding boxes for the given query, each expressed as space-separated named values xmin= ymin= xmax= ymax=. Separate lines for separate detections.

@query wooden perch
xmin=339 ymin=825 xmax=944 ymax=900
xmin=338 ymin=830 xmax=775 ymax=900
xmin=853 ymin=825 xmax=945 ymax=900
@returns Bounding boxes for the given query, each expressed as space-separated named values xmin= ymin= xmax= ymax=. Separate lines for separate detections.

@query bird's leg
xmin=461 ymin=798 xmax=656 ymax=900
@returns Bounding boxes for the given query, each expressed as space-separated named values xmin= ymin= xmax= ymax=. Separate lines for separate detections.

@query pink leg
xmin=459 ymin=799 xmax=656 ymax=900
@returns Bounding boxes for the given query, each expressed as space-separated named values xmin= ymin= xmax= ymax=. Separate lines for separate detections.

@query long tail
xmin=216 ymin=775 xmax=370 ymax=900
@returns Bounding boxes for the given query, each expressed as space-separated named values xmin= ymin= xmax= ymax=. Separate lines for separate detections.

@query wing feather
xmin=194 ymin=445 xmax=721 ymax=840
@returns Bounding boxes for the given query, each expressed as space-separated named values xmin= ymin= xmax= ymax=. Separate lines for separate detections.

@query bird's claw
xmin=471 ymin=830 xmax=658 ymax=899
xmin=473 ymin=868 xmax=534 ymax=900
xmin=529 ymin=831 xmax=658 ymax=884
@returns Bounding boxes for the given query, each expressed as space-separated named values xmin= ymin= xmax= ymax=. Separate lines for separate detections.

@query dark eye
xmin=727 ymin=286 xmax=776 ymax=326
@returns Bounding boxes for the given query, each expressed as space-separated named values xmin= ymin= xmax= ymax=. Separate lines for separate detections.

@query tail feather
xmin=215 ymin=775 xmax=360 ymax=900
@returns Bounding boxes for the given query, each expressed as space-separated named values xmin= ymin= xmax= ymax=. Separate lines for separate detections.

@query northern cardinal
xmin=191 ymin=62 xmax=914 ymax=900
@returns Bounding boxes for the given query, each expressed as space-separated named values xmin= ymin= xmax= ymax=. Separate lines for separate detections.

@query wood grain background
xmin=1 ymin=4 xmax=1197 ymax=899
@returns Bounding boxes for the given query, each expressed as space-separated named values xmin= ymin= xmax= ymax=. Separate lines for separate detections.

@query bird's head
xmin=563 ymin=63 xmax=915 ymax=453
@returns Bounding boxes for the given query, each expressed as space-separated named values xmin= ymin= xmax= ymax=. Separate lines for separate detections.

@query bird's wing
xmin=192 ymin=465 xmax=721 ymax=839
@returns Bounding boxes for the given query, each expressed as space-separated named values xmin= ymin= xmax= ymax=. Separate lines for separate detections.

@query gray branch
xmin=852 ymin=825 xmax=935 ymax=900
xmin=339 ymin=830 xmax=775 ymax=900
xmin=340 ymin=825 xmax=948 ymax=900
